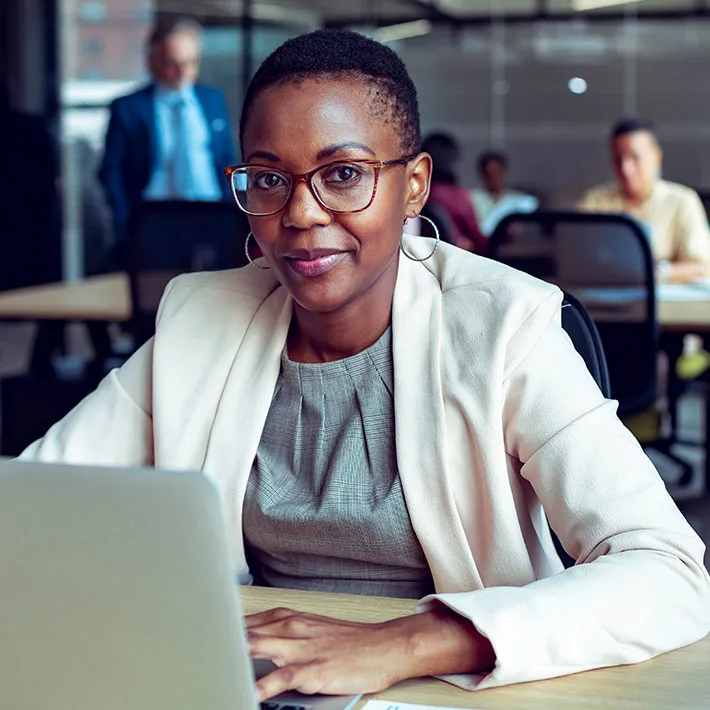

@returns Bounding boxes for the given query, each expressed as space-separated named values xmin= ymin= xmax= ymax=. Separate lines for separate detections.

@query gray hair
xmin=147 ymin=18 xmax=203 ymax=51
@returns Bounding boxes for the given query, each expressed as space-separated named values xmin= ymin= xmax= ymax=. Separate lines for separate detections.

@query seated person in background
xmin=422 ymin=132 xmax=486 ymax=253
xmin=21 ymin=30 xmax=710 ymax=702
xmin=470 ymin=150 xmax=539 ymax=236
xmin=98 ymin=18 xmax=236 ymax=247
xmin=579 ymin=117 xmax=710 ymax=283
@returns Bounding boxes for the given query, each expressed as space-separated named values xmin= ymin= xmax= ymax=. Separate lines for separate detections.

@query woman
xmin=423 ymin=131 xmax=487 ymax=252
xmin=21 ymin=29 xmax=710 ymax=701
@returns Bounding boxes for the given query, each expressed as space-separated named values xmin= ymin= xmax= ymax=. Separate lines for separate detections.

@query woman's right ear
xmin=405 ymin=152 xmax=432 ymax=216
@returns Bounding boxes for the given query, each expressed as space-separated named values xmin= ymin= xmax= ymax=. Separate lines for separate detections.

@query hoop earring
xmin=244 ymin=232 xmax=270 ymax=270
xmin=400 ymin=214 xmax=440 ymax=262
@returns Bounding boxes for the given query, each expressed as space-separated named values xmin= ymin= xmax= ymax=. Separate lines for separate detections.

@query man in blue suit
xmin=98 ymin=18 xmax=236 ymax=245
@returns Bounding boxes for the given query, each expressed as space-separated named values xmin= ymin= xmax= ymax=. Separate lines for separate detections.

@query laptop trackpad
xmin=252 ymin=659 xmax=360 ymax=710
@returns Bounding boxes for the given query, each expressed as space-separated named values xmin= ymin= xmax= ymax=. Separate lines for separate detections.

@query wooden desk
xmin=242 ymin=585 xmax=710 ymax=709
xmin=0 ymin=274 xmax=130 ymax=322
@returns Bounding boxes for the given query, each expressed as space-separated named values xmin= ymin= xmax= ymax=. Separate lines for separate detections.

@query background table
xmin=0 ymin=274 xmax=130 ymax=322
xmin=0 ymin=274 xmax=130 ymax=377
xmin=658 ymin=299 xmax=710 ymax=332
xmin=241 ymin=585 xmax=710 ymax=710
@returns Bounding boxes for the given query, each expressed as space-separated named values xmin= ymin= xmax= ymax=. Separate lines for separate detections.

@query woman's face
xmin=240 ymin=77 xmax=430 ymax=315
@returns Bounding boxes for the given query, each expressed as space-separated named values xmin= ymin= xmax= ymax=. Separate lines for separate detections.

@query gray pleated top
xmin=243 ymin=328 xmax=435 ymax=599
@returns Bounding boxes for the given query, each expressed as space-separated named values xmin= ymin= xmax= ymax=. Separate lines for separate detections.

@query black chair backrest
xmin=420 ymin=202 xmax=457 ymax=245
xmin=561 ymin=291 xmax=611 ymax=398
xmin=489 ymin=211 xmax=657 ymax=417
xmin=127 ymin=200 xmax=250 ymax=344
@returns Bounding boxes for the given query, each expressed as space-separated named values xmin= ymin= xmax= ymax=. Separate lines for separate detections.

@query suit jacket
xmin=97 ymin=83 xmax=236 ymax=237
xmin=20 ymin=237 xmax=710 ymax=690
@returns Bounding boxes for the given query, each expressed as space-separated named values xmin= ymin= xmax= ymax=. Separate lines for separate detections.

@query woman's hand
xmin=246 ymin=604 xmax=495 ymax=701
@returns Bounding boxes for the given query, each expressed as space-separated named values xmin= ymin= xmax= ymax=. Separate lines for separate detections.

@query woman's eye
xmin=325 ymin=164 xmax=363 ymax=183
xmin=254 ymin=172 xmax=286 ymax=190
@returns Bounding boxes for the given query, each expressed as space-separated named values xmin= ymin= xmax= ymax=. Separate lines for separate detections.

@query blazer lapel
xmin=201 ymin=285 xmax=292 ymax=577
xmin=136 ymin=84 xmax=157 ymax=172
xmin=393 ymin=237 xmax=483 ymax=593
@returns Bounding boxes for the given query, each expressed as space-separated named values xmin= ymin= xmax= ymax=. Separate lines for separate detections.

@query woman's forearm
xmin=387 ymin=605 xmax=496 ymax=680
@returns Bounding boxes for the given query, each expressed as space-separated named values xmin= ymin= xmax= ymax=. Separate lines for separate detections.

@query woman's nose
xmin=282 ymin=180 xmax=331 ymax=229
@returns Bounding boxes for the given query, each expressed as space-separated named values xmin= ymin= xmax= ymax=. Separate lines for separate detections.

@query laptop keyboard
xmin=260 ymin=703 xmax=311 ymax=710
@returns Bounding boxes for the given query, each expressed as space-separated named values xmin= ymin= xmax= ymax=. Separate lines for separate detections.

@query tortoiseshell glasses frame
xmin=223 ymin=154 xmax=418 ymax=216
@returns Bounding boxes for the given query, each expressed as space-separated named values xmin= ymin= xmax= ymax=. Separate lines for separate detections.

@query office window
xmin=61 ymin=0 xmax=153 ymax=278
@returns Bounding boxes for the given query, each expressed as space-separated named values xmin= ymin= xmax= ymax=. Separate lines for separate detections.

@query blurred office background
xmin=3 ymin=1 xmax=710 ymax=282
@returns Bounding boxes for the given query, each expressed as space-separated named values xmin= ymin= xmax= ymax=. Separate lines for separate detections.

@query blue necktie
xmin=168 ymin=97 xmax=192 ymax=198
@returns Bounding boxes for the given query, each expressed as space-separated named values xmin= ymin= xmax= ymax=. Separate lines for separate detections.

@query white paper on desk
xmin=362 ymin=701 xmax=484 ymax=710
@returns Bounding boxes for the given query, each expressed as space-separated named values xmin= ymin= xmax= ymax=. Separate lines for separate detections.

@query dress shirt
xmin=143 ymin=84 xmax=222 ymax=201
xmin=578 ymin=179 xmax=710 ymax=266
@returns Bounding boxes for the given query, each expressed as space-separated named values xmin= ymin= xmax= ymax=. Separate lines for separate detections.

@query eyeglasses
xmin=223 ymin=154 xmax=417 ymax=216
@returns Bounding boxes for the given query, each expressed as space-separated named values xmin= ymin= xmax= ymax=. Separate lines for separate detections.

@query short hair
xmin=611 ymin=117 xmax=658 ymax=141
xmin=239 ymin=29 xmax=421 ymax=154
xmin=477 ymin=150 xmax=509 ymax=174
xmin=147 ymin=18 xmax=202 ymax=51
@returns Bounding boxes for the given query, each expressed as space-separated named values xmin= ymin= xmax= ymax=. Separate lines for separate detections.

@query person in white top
xmin=470 ymin=150 xmax=538 ymax=237
xmin=579 ymin=117 xmax=710 ymax=283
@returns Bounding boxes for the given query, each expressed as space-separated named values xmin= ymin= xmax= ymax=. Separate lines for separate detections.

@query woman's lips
xmin=284 ymin=251 xmax=347 ymax=278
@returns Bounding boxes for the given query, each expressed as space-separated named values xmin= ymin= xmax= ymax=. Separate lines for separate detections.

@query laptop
xmin=553 ymin=220 xmax=651 ymax=287
xmin=0 ymin=460 xmax=360 ymax=710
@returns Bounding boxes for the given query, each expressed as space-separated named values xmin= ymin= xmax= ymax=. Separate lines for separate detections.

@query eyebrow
xmin=245 ymin=142 xmax=376 ymax=165
xmin=245 ymin=150 xmax=281 ymax=163
xmin=316 ymin=142 xmax=376 ymax=160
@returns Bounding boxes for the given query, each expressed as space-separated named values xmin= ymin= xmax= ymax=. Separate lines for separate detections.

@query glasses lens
xmin=232 ymin=167 xmax=291 ymax=215
xmin=312 ymin=162 xmax=376 ymax=212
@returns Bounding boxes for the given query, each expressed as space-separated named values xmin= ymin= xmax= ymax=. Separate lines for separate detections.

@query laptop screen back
xmin=0 ymin=461 xmax=258 ymax=710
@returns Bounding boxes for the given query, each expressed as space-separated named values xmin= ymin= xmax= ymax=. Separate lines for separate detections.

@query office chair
xmin=489 ymin=210 xmax=694 ymax=486
xmin=420 ymin=202 xmax=457 ymax=246
xmin=561 ymin=290 xmax=611 ymax=398
xmin=551 ymin=290 xmax=611 ymax=567
xmin=126 ymin=200 xmax=250 ymax=346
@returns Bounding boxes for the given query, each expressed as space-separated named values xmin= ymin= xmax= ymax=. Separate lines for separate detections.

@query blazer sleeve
xmin=419 ymin=292 xmax=710 ymax=690
xmin=18 ymin=340 xmax=155 ymax=467
xmin=97 ymin=99 xmax=131 ymax=231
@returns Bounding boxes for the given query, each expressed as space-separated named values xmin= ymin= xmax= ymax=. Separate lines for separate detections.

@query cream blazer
xmin=21 ymin=237 xmax=710 ymax=690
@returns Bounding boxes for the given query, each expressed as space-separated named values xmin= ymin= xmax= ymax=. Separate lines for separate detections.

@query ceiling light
xmin=573 ymin=0 xmax=645 ymax=10
xmin=568 ymin=77 xmax=588 ymax=94
xmin=373 ymin=20 xmax=432 ymax=43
